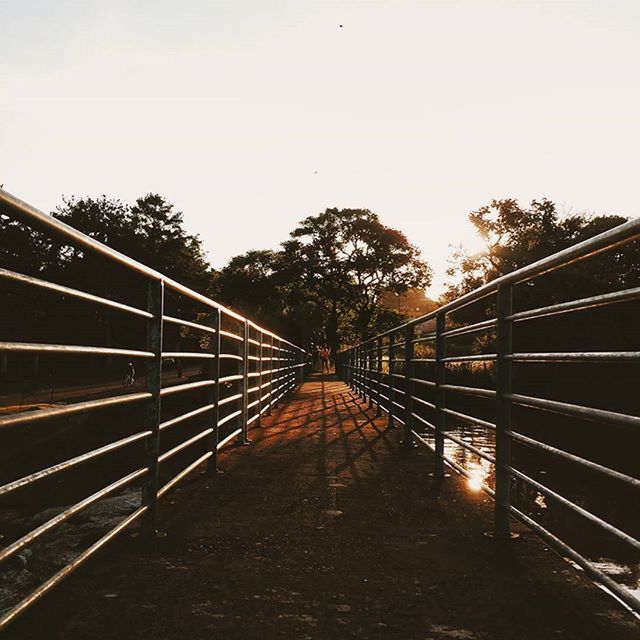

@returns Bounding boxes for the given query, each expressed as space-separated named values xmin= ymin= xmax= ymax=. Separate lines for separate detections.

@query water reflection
xmin=415 ymin=420 xmax=640 ymax=607
xmin=466 ymin=460 xmax=491 ymax=492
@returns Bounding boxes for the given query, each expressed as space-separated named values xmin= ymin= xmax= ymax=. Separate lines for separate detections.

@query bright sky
xmin=1 ymin=1 xmax=639 ymax=296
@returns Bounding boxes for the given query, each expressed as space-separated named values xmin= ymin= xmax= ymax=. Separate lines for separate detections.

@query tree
xmin=216 ymin=208 xmax=432 ymax=355
xmin=0 ymin=212 xmax=56 ymax=276
xmin=291 ymin=208 xmax=431 ymax=351
xmin=53 ymin=194 xmax=213 ymax=295
xmin=444 ymin=198 xmax=635 ymax=304
xmin=443 ymin=198 xmax=638 ymax=362
xmin=216 ymin=250 xmax=280 ymax=324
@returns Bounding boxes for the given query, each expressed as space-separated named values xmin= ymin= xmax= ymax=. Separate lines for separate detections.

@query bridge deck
xmin=10 ymin=375 xmax=639 ymax=639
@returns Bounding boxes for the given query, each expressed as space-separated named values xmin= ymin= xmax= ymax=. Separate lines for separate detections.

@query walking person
xmin=123 ymin=362 xmax=135 ymax=387
xmin=320 ymin=346 xmax=330 ymax=374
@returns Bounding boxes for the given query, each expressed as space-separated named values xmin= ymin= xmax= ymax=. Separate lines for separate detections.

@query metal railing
xmin=339 ymin=216 xmax=640 ymax=614
xmin=0 ymin=189 xmax=309 ymax=630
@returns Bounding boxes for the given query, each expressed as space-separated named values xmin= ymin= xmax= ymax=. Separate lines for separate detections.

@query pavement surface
xmin=7 ymin=375 xmax=640 ymax=639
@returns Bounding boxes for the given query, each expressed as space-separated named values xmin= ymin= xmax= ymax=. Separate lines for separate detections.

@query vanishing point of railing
xmin=0 ymin=189 xmax=309 ymax=630
xmin=339 ymin=217 xmax=640 ymax=614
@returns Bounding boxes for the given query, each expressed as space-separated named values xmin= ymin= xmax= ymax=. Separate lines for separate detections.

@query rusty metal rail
xmin=339 ymin=215 xmax=640 ymax=614
xmin=0 ymin=189 xmax=309 ymax=630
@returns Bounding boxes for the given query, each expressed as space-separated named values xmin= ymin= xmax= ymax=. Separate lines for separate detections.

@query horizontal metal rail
xmin=506 ymin=430 xmax=640 ymax=489
xmin=0 ymin=342 xmax=153 ymax=358
xmin=218 ymin=410 xmax=242 ymax=428
xmin=0 ymin=267 xmax=151 ymax=318
xmin=0 ymin=391 xmax=151 ymax=429
xmin=0 ymin=430 xmax=152 ymax=497
xmin=162 ymin=315 xmax=216 ymax=334
xmin=509 ymin=393 xmax=640 ymax=430
xmin=441 ymin=354 xmax=496 ymax=363
xmin=158 ymin=428 xmax=213 ymax=464
xmin=441 ymin=319 xmax=497 ymax=338
xmin=159 ymin=404 xmax=215 ymax=432
xmin=510 ymin=351 xmax=640 ymax=362
xmin=219 ymin=374 xmax=243 ymax=384
xmin=507 ymin=466 xmax=640 ymax=551
xmin=441 ymin=383 xmax=496 ymax=399
xmin=508 ymin=286 xmax=640 ymax=323
xmin=217 ymin=427 xmax=243 ymax=450
xmin=160 ymin=380 xmax=216 ymax=397
xmin=218 ymin=393 xmax=243 ymax=407
xmin=157 ymin=452 xmax=212 ymax=499
xmin=219 ymin=330 xmax=243 ymax=342
xmin=0 ymin=468 xmax=147 ymax=564
xmin=0 ymin=505 xmax=148 ymax=633
xmin=508 ymin=504 xmax=640 ymax=614
xmin=161 ymin=351 xmax=216 ymax=360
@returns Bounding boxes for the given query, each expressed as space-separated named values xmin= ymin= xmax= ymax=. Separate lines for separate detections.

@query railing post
xmin=256 ymin=330 xmax=263 ymax=428
xmin=207 ymin=307 xmax=221 ymax=473
xmin=388 ymin=334 xmax=396 ymax=428
xmin=367 ymin=342 xmax=374 ymax=410
xmin=349 ymin=349 xmax=354 ymax=389
xmin=353 ymin=347 xmax=357 ymax=391
xmin=240 ymin=319 xmax=250 ymax=444
xmin=267 ymin=334 xmax=274 ymax=415
xmin=401 ymin=324 xmax=415 ymax=447
xmin=434 ymin=312 xmax=446 ymax=479
xmin=359 ymin=345 xmax=364 ymax=398
xmin=376 ymin=337 xmax=382 ymax=417
xmin=352 ymin=348 xmax=357 ymax=391
xmin=360 ymin=345 xmax=365 ymax=398
xmin=142 ymin=278 xmax=163 ymax=537
xmin=495 ymin=284 xmax=513 ymax=539
xmin=354 ymin=346 xmax=359 ymax=395
xmin=361 ymin=344 xmax=366 ymax=398
xmin=273 ymin=339 xmax=280 ymax=409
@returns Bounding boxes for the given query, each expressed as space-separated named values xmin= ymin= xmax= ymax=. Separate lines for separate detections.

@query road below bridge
xmin=10 ymin=375 xmax=639 ymax=639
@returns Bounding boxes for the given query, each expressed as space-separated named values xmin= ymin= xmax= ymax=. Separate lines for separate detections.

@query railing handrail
xmin=0 ymin=188 xmax=304 ymax=351
xmin=339 ymin=216 xmax=640 ymax=615
xmin=0 ymin=189 xmax=311 ymax=631
xmin=353 ymin=214 xmax=640 ymax=345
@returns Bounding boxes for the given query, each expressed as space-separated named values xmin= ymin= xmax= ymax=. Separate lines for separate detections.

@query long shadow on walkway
xmin=9 ymin=375 xmax=639 ymax=640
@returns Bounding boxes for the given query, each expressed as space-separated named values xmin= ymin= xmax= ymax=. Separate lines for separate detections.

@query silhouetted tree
xmin=443 ymin=198 xmax=638 ymax=368
xmin=53 ymin=194 xmax=213 ymax=295
xmin=217 ymin=208 xmax=431 ymax=354
xmin=444 ymin=198 xmax=635 ymax=304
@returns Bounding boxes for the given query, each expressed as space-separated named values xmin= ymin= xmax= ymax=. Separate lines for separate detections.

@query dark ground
xmin=7 ymin=375 xmax=640 ymax=639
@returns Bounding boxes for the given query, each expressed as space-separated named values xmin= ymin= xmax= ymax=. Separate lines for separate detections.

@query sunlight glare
xmin=466 ymin=464 xmax=486 ymax=493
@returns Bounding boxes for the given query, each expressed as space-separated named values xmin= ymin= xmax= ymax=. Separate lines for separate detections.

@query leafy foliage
xmin=444 ymin=198 xmax=635 ymax=305
xmin=52 ymin=194 xmax=213 ymax=294
xmin=216 ymin=208 xmax=431 ymax=354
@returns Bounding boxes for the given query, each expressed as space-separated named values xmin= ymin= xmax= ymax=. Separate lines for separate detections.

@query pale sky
xmin=1 ymin=1 xmax=639 ymax=296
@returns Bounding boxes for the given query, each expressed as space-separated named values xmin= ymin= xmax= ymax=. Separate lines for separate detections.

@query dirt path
xmin=8 ymin=375 xmax=639 ymax=639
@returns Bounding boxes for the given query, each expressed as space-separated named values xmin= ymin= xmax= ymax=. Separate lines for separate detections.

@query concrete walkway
xmin=9 ymin=376 xmax=639 ymax=639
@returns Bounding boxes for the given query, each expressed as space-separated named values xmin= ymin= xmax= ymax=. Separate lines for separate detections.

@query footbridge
xmin=0 ymin=190 xmax=639 ymax=638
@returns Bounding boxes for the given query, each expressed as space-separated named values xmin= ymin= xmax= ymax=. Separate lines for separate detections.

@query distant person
xmin=123 ymin=362 xmax=135 ymax=387
xmin=320 ymin=347 xmax=330 ymax=373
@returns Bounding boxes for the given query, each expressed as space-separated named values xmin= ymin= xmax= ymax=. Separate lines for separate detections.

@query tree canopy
xmin=52 ymin=194 xmax=213 ymax=294
xmin=216 ymin=208 xmax=431 ymax=354
xmin=444 ymin=198 xmax=635 ymax=304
